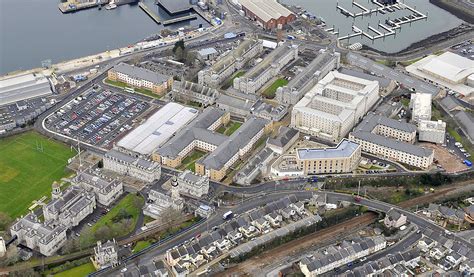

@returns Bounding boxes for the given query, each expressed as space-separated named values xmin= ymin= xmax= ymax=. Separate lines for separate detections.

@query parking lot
xmin=45 ymin=86 xmax=151 ymax=148
xmin=451 ymin=39 xmax=473 ymax=60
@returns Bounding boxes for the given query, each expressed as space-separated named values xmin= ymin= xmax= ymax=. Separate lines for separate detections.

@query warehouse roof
xmin=454 ymin=111 xmax=474 ymax=142
xmin=0 ymin=73 xmax=52 ymax=106
xmin=112 ymin=63 xmax=170 ymax=85
xmin=240 ymin=0 xmax=294 ymax=22
xmin=419 ymin=52 xmax=474 ymax=83
xmin=297 ymin=139 xmax=360 ymax=160
xmin=117 ymin=103 xmax=198 ymax=155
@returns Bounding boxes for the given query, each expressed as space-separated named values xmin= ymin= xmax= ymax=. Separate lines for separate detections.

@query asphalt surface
xmin=346 ymin=52 xmax=439 ymax=96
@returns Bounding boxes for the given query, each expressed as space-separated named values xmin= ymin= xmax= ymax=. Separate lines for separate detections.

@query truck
xmin=223 ymin=211 xmax=233 ymax=220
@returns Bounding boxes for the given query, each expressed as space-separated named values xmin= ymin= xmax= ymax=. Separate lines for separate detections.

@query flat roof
xmin=117 ymin=103 xmax=198 ymax=155
xmin=0 ymin=73 xmax=52 ymax=106
xmin=112 ymin=63 xmax=171 ymax=85
xmin=197 ymin=48 xmax=218 ymax=56
xmin=157 ymin=0 xmax=190 ymax=14
xmin=297 ymin=139 xmax=360 ymax=160
xmin=239 ymin=0 xmax=294 ymax=22
xmin=419 ymin=52 xmax=474 ymax=83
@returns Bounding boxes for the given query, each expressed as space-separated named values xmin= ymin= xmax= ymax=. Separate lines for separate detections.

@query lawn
xmin=132 ymin=240 xmax=153 ymax=253
xmin=88 ymin=193 xmax=144 ymax=238
xmin=104 ymin=78 xmax=161 ymax=99
xmin=222 ymin=71 xmax=245 ymax=89
xmin=54 ymin=262 xmax=95 ymax=277
xmin=400 ymin=98 xmax=410 ymax=107
xmin=217 ymin=121 xmax=242 ymax=136
xmin=263 ymin=78 xmax=288 ymax=99
xmin=180 ymin=150 xmax=206 ymax=172
xmin=0 ymin=132 xmax=76 ymax=218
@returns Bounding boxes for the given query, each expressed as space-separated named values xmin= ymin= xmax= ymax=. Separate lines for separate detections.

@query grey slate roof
xmin=454 ymin=111 xmax=474 ymax=142
xmin=267 ymin=126 xmax=299 ymax=148
xmin=351 ymin=112 xmax=433 ymax=158
xmin=112 ymin=62 xmax=170 ymax=85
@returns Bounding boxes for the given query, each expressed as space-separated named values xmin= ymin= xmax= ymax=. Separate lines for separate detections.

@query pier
xmin=336 ymin=0 xmax=427 ymax=42
xmin=59 ymin=0 xmax=108 ymax=13
xmin=138 ymin=2 xmax=162 ymax=24
xmin=163 ymin=14 xmax=197 ymax=25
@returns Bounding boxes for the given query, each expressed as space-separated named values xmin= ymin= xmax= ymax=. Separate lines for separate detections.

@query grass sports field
xmin=0 ymin=132 xmax=76 ymax=218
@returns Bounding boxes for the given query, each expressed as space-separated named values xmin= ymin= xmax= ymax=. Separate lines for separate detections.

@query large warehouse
xmin=0 ymin=73 xmax=53 ymax=106
xmin=117 ymin=103 xmax=198 ymax=155
xmin=406 ymin=52 xmax=474 ymax=103
xmin=239 ymin=0 xmax=296 ymax=30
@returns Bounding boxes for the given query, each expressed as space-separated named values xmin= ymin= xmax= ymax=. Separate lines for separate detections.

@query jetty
xmin=138 ymin=2 xmax=162 ymax=24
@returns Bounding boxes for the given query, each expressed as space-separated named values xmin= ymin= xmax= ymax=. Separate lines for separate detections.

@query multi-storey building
xmin=155 ymin=107 xmax=272 ymax=181
xmin=417 ymin=120 xmax=446 ymax=144
xmin=409 ymin=92 xmax=432 ymax=123
xmin=233 ymin=43 xmax=298 ymax=94
xmin=108 ymin=63 xmax=173 ymax=96
xmin=276 ymin=49 xmax=340 ymax=105
xmin=171 ymin=81 xmax=219 ymax=107
xmin=349 ymin=113 xmax=434 ymax=169
xmin=71 ymin=171 xmax=123 ymax=206
xmin=176 ymin=170 xmax=210 ymax=198
xmin=104 ymin=149 xmax=161 ymax=183
xmin=43 ymin=185 xmax=96 ymax=229
xmin=198 ymin=39 xmax=263 ymax=88
xmin=291 ymin=71 xmax=379 ymax=142
xmin=296 ymin=139 xmax=361 ymax=174
xmin=10 ymin=213 xmax=67 ymax=256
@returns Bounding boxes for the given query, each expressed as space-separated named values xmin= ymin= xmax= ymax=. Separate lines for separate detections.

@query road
xmin=93 ymin=184 xmax=474 ymax=276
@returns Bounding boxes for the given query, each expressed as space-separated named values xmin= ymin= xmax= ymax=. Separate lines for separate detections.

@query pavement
xmin=347 ymin=52 xmax=439 ymax=96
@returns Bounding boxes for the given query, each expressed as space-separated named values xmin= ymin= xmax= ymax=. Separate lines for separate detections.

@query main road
xmin=94 ymin=185 xmax=474 ymax=276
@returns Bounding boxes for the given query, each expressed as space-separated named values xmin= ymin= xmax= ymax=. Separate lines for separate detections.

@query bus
xmin=222 ymin=211 xmax=233 ymax=220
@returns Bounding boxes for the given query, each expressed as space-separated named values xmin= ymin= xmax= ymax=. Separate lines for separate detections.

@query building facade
xmin=92 ymin=239 xmax=119 ymax=270
xmin=104 ymin=149 xmax=161 ymax=183
xmin=108 ymin=63 xmax=173 ymax=96
xmin=72 ymin=171 xmax=123 ymax=207
xmin=171 ymin=81 xmax=219 ymax=107
xmin=417 ymin=120 xmax=446 ymax=144
xmin=291 ymin=71 xmax=379 ymax=142
xmin=176 ymin=171 xmax=210 ymax=198
xmin=410 ymin=93 xmax=432 ymax=123
xmin=349 ymin=113 xmax=434 ymax=169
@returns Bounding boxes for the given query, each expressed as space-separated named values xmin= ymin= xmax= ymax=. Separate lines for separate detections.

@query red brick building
xmin=240 ymin=0 xmax=296 ymax=30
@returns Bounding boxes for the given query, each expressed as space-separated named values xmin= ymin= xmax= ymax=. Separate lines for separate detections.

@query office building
xmin=108 ymin=63 xmax=173 ymax=96
xmin=291 ymin=71 xmax=379 ymax=142
xmin=349 ymin=113 xmax=434 ymax=169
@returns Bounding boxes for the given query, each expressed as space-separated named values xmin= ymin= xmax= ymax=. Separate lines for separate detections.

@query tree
xmin=160 ymin=29 xmax=173 ymax=38
xmin=95 ymin=225 xmax=112 ymax=241
xmin=132 ymin=194 xmax=143 ymax=209
xmin=160 ymin=207 xmax=181 ymax=227
xmin=112 ymin=208 xmax=131 ymax=223
xmin=173 ymin=40 xmax=185 ymax=54
xmin=97 ymin=160 xmax=104 ymax=168
xmin=9 ymin=268 xmax=40 ymax=277
xmin=0 ymin=212 xmax=12 ymax=231
xmin=174 ymin=47 xmax=185 ymax=62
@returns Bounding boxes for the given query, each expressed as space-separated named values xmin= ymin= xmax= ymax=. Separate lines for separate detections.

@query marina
xmin=283 ymin=0 xmax=462 ymax=53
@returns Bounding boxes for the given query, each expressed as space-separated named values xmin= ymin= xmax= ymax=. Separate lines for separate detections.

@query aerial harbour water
xmin=282 ymin=0 xmax=464 ymax=53
xmin=0 ymin=0 xmax=209 ymax=75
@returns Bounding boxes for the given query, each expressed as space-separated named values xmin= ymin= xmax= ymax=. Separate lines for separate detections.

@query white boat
xmin=105 ymin=1 xmax=117 ymax=10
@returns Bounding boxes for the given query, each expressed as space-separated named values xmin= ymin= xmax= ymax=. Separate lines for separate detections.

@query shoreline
xmin=359 ymin=23 xmax=473 ymax=58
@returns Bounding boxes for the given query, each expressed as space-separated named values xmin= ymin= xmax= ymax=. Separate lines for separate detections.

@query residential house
xmin=384 ymin=208 xmax=407 ymax=229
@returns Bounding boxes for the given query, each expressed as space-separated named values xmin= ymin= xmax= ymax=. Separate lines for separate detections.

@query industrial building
xmin=0 ymin=73 xmax=53 ymax=106
xmin=117 ymin=103 xmax=199 ymax=155
xmin=198 ymin=39 xmax=263 ymax=88
xmin=157 ymin=0 xmax=190 ymax=14
xmin=239 ymin=0 xmax=296 ymax=30
xmin=276 ymin=50 xmax=341 ymax=105
xmin=349 ymin=113 xmax=434 ymax=169
xmin=417 ymin=120 xmax=446 ymax=144
xmin=155 ymin=107 xmax=271 ymax=181
xmin=233 ymin=43 xmax=298 ymax=94
xmin=409 ymin=93 xmax=432 ymax=123
xmin=291 ymin=71 xmax=379 ymax=142
xmin=104 ymin=149 xmax=162 ymax=182
xmin=108 ymin=63 xmax=173 ymax=96
xmin=406 ymin=52 xmax=474 ymax=103
xmin=296 ymin=139 xmax=361 ymax=175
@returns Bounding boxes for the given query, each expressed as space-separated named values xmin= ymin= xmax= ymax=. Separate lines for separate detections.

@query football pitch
xmin=0 ymin=132 xmax=76 ymax=218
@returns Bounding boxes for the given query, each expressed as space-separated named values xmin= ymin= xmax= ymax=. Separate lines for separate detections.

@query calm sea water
xmin=281 ymin=0 xmax=463 ymax=53
xmin=0 ymin=0 xmax=209 ymax=75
